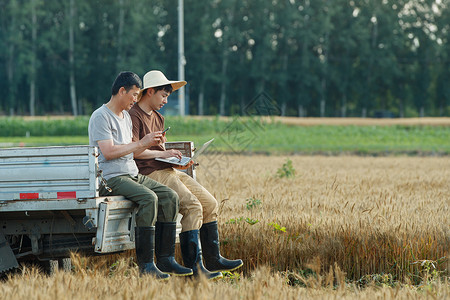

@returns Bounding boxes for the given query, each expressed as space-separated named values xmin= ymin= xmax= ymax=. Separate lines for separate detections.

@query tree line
xmin=0 ymin=0 xmax=449 ymax=117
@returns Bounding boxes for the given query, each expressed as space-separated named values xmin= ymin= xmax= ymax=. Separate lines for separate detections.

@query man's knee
xmin=168 ymin=189 xmax=180 ymax=214
xmin=203 ymin=197 xmax=218 ymax=213
xmin=132 ymin=188 xmax=158 ymax=205
xmin=168 ymin=188 xmax=179 ymax=204
xmin=156 ymin=187 xmax=179 ymax=222
xmin=161 ymin=187 xmax=179 ymax=210
xmin=202 ymin=198 xmax=218 ymax=223
xmin=179 ymin=196 xmax=203 ymax=217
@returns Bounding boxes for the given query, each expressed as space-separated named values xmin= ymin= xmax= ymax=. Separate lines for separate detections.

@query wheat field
xmin=1 ymin=155 xmax=449 ymax=299
xmin=197 ymin=155 xmax=449 ymax=280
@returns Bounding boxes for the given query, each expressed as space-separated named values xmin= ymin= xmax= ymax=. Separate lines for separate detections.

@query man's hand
xmin=160 ymin=149 xmax=183 ymax=160
xmin=174 ymin=160 xmax=195 ymax=170
xmin=140 ymin=132 xmax=163 ymax=148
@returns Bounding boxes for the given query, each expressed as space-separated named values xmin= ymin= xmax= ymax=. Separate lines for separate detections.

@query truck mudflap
xmin=0 ymin=231 xmax=19 ymax=273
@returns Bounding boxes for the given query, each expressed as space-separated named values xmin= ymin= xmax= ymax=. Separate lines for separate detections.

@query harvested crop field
xmin=269 ymin=117 xmax=450 ymax=126
xmin=189 ymin=116 xmax=450 ymax=127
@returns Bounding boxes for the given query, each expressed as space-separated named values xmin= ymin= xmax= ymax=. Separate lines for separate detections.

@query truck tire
xmin=42 ymin=259 xmax=59 ymax=275
xmin=41 ymin=258 xmax=71 ymax=275
xmin=58 ymin=258 xmax=72 ymax=272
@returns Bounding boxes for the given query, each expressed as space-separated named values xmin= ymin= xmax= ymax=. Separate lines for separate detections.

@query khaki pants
xmin=100 ymin=174 xmax=179 ymax=227
xmin=147 ymin=168 xmax=218 ymax=232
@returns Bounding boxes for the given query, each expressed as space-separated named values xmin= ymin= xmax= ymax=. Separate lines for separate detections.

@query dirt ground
xmin=189 ymin=116 xmax=450 ymax=126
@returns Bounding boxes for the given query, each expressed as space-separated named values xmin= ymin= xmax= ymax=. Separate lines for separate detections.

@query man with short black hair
xmin=88 ymin=71 xmax=192 ymax=279
xmin=130 ymin=70 xmax=243 ymax=280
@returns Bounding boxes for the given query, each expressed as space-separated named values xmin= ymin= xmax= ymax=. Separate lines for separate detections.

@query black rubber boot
xmin=135 ymin=227 xmax=170 ymax=280
xmin=200 ymin=221 xmax=243 ymax=272
xmin=155 ymin=222 xmax=193 ymax=276
xmin=179 ymin=230 xmax=223 ymax=280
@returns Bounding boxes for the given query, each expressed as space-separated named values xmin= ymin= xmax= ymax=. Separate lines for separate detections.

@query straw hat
xmin=138 ymin=70 xmax=187 ymax=100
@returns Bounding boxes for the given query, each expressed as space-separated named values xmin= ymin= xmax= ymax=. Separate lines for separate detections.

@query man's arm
xmin=134 ymin=147 xmax=183 ymax=160
xmin=130 ymin=111 xmax=182 ymax=160
xmin=98 ymin=132 xmax=162 ymax=160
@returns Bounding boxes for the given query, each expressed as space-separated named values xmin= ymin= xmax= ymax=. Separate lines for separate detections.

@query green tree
xmin=434 ymin=1 xmax=450 ymax=115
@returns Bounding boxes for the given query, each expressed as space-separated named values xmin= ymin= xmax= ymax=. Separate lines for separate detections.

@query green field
xmin=0 ymin=116 xmax=449 ymax=155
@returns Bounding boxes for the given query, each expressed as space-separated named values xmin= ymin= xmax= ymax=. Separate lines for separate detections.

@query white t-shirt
xmin=88 ymin=104 xmax=139 ymax=180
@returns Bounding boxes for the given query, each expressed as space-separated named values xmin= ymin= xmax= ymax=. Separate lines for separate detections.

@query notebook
xmin=155 ymin=138 xmax=215 ymax=166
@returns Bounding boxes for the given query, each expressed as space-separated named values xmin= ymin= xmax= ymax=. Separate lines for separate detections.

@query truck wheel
xmin=58 ymin=258 xmax=72 ymax=272
xmin=41 ymin=258 xmax=71 ymax=274
xmin=41 ymin=259 xmax=59 ymax=275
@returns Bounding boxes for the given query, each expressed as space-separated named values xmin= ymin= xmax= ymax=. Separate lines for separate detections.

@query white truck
xmin=0 ymin=143 xmax=195 ymax=273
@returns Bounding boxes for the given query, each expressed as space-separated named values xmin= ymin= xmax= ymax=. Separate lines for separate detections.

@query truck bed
xmin=0 ymin=143 xmax=193 ymax=273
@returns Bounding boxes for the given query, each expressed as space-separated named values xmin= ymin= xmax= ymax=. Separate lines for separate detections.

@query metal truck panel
xmin=0 ymin=143 xmax=191 ymax=266
xmin=0 ymin=146 xmax=99 ymax=201
xmin=0 ymin=198 xmax=105 ymax=212
xmin=94 ymin=200 xmax=137 ymax=253
xmin=0 ymin=196 xmax=139 ymax=262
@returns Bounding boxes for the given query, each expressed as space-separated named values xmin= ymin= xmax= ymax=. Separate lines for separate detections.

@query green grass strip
xmin=0 ymin=117 xmax=449 ymax=155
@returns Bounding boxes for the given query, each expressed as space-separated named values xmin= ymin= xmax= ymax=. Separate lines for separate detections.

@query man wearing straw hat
xmin=88 ymin=71 xmax=192 ymax=279
xmin=129 ymin=70 xmax=243 ymax=280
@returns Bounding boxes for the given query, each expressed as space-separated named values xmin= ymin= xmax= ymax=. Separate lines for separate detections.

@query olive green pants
xmin=99 ymin=174 xmax=179 ymax=227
